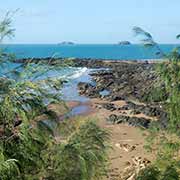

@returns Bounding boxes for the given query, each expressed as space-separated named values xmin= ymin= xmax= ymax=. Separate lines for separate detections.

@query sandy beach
xmin=67 ymin=98 xmax=154 ymax=180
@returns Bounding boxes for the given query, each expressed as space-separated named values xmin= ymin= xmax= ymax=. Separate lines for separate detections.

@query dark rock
xmin=107 ymin=114 xmax=119 ymax=124
xmin=118 ymin=106 xmax=129 ymax=111
xmin=77 ymin=82 xmax=100 ymax=98
xmin=78 ymin=82 xmax=93 ymax=94
xmin=118 ymin=41 xmax=131 ymax=45
xmin=102 ymin=103 xmax=116 ymax=111
xmin=158 ymin=112 xmax=169 ymax=129
xmin=119 ymin=101 xmax=167 ymax=118
xmin=84 ymin=62 xmax=158 ymax=103
xmin=130 ymin=109 xmax=141 ymax=115
xmin=109 ymin=95 xmax=126 ymax=101
xmin=126 ymin=117 xmax=151 ymax=128
xmin=107 ymin=114 xmax=151 ymax=128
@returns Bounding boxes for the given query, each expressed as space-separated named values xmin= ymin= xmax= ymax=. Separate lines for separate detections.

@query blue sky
xmin=1 ymin=0 xmax=180 ymax=44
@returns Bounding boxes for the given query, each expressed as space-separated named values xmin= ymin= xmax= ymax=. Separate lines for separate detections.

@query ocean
xmin=1 ymin=44 xmax=179 ymax=102
xmin=2 ymin=44 xmax=179 ymax=60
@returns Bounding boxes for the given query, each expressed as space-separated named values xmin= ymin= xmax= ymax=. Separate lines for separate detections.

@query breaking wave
xmin=68 ymin=67 xmax=88 ymax=79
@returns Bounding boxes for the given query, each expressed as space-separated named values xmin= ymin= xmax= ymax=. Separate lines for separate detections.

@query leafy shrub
xmin=44 ymin=121 xmax=110 ymax=180
xmin=134 ymin=27 xmax=180 ymax=180
xmin=0 ymin=13 xmax=110 ymax=180
xmin=135 ymin=166 xmax=160 ymax=180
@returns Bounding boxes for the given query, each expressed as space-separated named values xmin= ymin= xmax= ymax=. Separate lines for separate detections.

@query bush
xmin=135 ymin=166 xmax=160 ymax=180
xmin=44 ymin=121 xmax=110 ymax=180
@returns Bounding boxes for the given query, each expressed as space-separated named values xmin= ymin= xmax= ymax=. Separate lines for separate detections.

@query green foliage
xmin=0 ymin=147 xmax=19 ymax=180
xmin=162 ymin=166 xmax=179 ymax=180
xmin=176 ymin=34 xmax=180 ymax=39
xmin=68 ymin=121 xmax=109 ymax=179
xmin=156 ymin=52 xmax=180 ymax=133
xmin=0 ymin=13 xmax=109 ymax=180
xmin=135 ymin=166 xmax=160 ymax=180
xmin=133 ymin=26 xmax=180 ymax=133
xmin=136 ymin=165 xmax=179 ymax=180
xmin=133 ymin=26 xmax=165 ymax=57
xmin=142 ymin=122 xmax=180 ymax=180
xmin=134 ymin=27 xmax=180 ymax=179
xmin=0 ymin=11 xmax=16 ymax=42
xmin=3 ymin=123 xmax=54 ymax=178
xmin=142 ymin=84 xmax=167 ymax=103
xmin=43 ymin=121 xmax=110 ymax=180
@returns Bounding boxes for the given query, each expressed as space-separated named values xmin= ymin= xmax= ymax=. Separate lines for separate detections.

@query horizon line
xmin=2 ymin=43 xmax=180 ymax=45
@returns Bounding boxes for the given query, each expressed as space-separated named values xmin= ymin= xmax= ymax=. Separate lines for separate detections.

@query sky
xmin=1 ymin=0 xmax=180 ymax=44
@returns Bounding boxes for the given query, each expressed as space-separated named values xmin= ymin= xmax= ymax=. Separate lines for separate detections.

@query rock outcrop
xmin=118 ymin=41 xmax=131 ymax=45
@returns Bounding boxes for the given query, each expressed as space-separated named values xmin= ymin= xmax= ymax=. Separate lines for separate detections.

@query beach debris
xmin=119 ymin=156 xmax=151 ymax=180
xmin=115 ymin=143 xmax=137 ymax=152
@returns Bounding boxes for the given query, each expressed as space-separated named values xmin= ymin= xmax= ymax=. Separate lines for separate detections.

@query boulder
xmin=107 ymin=114 xmax=151 ymax=128
xmin=102 ymin=103 xmax=116 ymax=111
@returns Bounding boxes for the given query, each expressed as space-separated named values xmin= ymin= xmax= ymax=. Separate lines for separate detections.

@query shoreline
xmin=7 ymin=56 xmax=166 ymax=179
xmin=12 ymin=57 xmax=166 ymax=178
xmin=62 ymin=59 xmax=166 ymax=179
xmin=14 ymin=57 xmax=162 ymax=64
xmin=61 ymin=58 xmax=166 ymax=128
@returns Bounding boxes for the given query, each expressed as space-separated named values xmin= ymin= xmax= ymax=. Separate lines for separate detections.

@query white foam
xmin=68 ymin=67 xmax=88 ymax=79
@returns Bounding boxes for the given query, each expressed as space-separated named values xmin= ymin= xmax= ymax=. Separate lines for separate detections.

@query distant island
xmin=58 ymin=41 xmax=75 ymax=45
xmin=118 ymin=41 xmax=131 ymax=45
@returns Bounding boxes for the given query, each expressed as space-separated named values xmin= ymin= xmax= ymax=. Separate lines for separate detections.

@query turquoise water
xmin=2 ymin=44 xmax=179 ymax=60
xmin=1 ymin=44 xmax=179 ymax=102
xmin=0 ymin=58 xmax=92 ymax=102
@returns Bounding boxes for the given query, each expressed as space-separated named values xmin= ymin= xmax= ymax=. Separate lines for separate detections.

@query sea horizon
xmin=1 ymin=43 xmax=179 ymax=60
xmin=2 ymin=43 xmax=180 ymax=45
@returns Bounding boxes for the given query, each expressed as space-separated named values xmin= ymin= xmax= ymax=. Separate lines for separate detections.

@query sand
xmin=69 ymin=98 xmax=155 ymax=180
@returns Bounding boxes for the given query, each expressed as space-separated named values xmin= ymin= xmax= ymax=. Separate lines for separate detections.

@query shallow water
xmin=69 ymin=105 xmax=90 ymax=116
xmin=61 ymin=68 xmax=92 ymax=102
xmin=0 ymin=60 xmax=93 ymax=102
xmin=99 ymin=89 xmax=110 ymax=96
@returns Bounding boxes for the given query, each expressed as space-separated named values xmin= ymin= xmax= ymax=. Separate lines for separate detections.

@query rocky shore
xmin=15 ymin=57 xmax=167 ymax=129
xmin=74 ymin=59 xmax=167 ymax=179
xmin=75 ymin=59 xmax=167 ymax=129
